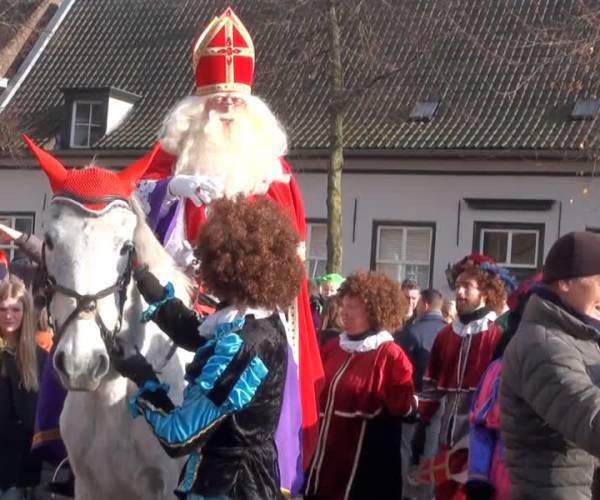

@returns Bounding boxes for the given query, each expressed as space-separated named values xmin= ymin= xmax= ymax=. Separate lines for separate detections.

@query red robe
xmin=140 ymin=144 xmax=324 ymax=471
xmin=305 ymin=332 xmax=414 ymax=499
xmin=419 ymin=311 xmax=502 ymax=500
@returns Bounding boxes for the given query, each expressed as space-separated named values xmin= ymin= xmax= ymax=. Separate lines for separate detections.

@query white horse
xmin=28 ymin=139 xmax=194 ymax=499
xmin=46 ymin=196 xmax=193 ymax=499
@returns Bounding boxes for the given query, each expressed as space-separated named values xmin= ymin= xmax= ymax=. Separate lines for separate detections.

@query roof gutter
xmin=287 ymin=148 xmax=594 ymax=161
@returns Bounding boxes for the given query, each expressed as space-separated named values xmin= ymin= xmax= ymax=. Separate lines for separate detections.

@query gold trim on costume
xmin=32 ymin=428 xmax=61 ymax=446
xmin=195 ymin=83 xmax=252 ymax=96
xmin=288 ymin=298 xmax=300 ymax=364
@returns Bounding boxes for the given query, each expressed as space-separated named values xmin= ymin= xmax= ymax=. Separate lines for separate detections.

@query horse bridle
xmin=40 ymin=194 xmax=135 ymax=353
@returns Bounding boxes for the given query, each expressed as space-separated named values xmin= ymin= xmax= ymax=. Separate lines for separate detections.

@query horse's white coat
xmin=44 ymin=197 xmax=194 ymax=500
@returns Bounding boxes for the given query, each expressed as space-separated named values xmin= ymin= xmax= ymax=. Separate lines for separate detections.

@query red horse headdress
xmin=193 ymin=7 xmax=255 ymax=96
xmin=23 ymin=135 xmax=159 ymax=212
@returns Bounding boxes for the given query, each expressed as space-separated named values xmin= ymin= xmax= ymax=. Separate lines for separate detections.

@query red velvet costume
xmin=305 ymin=332 xmax=414 ymax=500
xmin=419 ymin=312 xmax=502 ymax=500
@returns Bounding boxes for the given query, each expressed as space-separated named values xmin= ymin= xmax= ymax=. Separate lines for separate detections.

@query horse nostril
xmin=54 ymin=351 xmax=66 ymax=374
xmin=93 ymin=354 xmax=109 ymax=380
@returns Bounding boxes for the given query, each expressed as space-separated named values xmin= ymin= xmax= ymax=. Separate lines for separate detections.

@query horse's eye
xmin=44 ymin=234 xmax=54 ymax=250
xmin=120 ymin=242 xmax=134 ymax=255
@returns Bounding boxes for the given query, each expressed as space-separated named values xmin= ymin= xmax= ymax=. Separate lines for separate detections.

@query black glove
xmin=465 ymin=480 xmax=495 ymax=500
xmin=134 ymin=265 xmax=168 ymax=304
xmin=110 ymin=344 xmax=158 ymax=387
xmin=402 ymin=408 xmax=421 ymax=424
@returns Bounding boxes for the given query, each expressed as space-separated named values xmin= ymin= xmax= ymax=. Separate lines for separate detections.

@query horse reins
xmin=40 ymin=240 xmax=134 ymax=353
xmin=41 ymin=193 xmax=179 ymax=368
xmin=38 ymin=193 xmax=139 ymax=353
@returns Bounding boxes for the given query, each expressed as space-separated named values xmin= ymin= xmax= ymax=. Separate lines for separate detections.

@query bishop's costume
xmin=135 ymin=8 xmax=323 ymax=495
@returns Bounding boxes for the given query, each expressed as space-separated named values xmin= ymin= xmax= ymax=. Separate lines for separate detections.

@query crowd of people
xmin=306 ymin=232 xmax=600 ymax=500
xmin=2 ymin=5 xmax=600 ymax=500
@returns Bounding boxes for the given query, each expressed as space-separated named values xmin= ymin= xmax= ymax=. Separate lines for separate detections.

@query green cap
xmin=316 ymin=273 xmax=345 ymax=286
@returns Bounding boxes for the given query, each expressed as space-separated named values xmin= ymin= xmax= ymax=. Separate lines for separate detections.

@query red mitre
xmin=192 ymin=7 xmax=254 ymax=96
xmin=23 ymin=135 xmax=160 ymax=212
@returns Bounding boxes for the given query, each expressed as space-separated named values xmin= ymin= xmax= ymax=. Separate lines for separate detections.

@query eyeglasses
xmin=208 ymin=95 xmax=246 ymax=107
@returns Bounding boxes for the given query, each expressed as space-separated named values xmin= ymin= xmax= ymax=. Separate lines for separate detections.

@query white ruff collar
xmin=198 ymin=305 xmax=275 ymax=338
xmin=339 ymin=330 xmax=393 ymax=353
xmin=451 ymin=311 xmax=497 ymax=337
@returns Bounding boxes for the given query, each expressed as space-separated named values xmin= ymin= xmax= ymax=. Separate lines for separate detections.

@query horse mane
xmin=130 ymin=196 xmax=192 ymax=303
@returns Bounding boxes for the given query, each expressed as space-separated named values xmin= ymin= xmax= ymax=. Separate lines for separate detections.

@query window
xmin=409 ymin=100 xmax=439 ymax=122
xmin=0 ymin=213 xmax=35 ymax=260
xmin=571 ymin=97 xmax=599 ymax=121
xmin=70 ymin=100 xmax=104 ymax=148
xmin=473 ymin=222 xmax=544 ymax=280
xmin=62 ymin=87 xmax=139 ymax=149
xmin=306 ymin=222 xmax=327 ymax=280
xmin=371 ymin=222 xmax=435 ymax=288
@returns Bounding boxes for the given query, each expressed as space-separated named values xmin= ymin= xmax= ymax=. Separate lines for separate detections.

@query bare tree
xmin=253 ymin=0 xmax=427 ymax=274
xmin=325 ymin=0 xmax=343 ymax=273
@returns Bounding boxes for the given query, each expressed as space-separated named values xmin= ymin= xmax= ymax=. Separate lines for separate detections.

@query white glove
xmin=167 ymin=175 xmax=224 ymax=207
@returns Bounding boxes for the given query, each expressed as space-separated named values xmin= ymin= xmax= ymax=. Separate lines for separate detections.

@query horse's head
xmin=45 ymin=201 xmax=137 ymax=390
xmin=25 ymin=136 xmax=159 ymax=390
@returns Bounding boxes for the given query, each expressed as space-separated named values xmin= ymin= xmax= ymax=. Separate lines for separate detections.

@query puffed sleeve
xmin=129 ymin=329 xmax=268 ymax=458
xmin=377 ymin=343 xmax=415 ymax=416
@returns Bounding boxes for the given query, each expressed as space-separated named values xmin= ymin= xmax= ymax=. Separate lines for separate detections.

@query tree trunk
xmin=326 ymin=0 xmax=344 ymax=274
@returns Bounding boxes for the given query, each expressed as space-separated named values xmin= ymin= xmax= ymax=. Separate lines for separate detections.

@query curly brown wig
xmin=456 ymin=264 xmax=507 ymax=312
xmin=337 ymin=271 xmax=407 ymax=332
xmin=195 ymin=196 xmax=303 ymax=310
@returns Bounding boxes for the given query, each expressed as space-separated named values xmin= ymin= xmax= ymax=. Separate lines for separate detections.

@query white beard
xmin=160 ymin=95 xmax=290 ymax=198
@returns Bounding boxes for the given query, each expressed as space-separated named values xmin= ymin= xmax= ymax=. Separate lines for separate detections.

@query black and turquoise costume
xmin=114 ymin=270 xmax=288 ymax=499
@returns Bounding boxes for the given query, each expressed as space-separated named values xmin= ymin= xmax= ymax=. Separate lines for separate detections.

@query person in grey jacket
xmin=500 ymin=231 xmax=600 ymax=500
xmin=399 ymin=288 xmax=447 ymax=500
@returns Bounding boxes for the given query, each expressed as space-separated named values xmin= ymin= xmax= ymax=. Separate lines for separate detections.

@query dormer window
xmin=409 ymin=100 xmax=439 ymax=122
xmin=61 ymin=87 xmax=139 ymax=149
xmin=570 ymin=97 xmax=599 ymax=121
xmin=71 ymin=100 xmax=103 ymax=148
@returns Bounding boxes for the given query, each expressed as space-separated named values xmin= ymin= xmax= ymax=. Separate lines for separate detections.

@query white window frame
xmin=0 ymin=213 xmax=35 ymax=260
xmin=306 ymin=222 xmax=327 ymax=280
xmin=479 ymin=228 xmax=540 ymax=269
xmin=373 ymin=223 xmax=435 ymax=287
xmin=70 ymin=100 xmax=103 ymax=148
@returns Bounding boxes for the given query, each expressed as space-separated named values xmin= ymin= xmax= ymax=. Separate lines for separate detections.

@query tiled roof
xmin=3 ymin=0 xmax=600 ymax=154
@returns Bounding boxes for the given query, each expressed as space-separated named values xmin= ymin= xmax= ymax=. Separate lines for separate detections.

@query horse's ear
xmin=23 ymin=135 xmax=68 ymax=192
xmin=118 ymin=142 xmax=162 ymax=196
